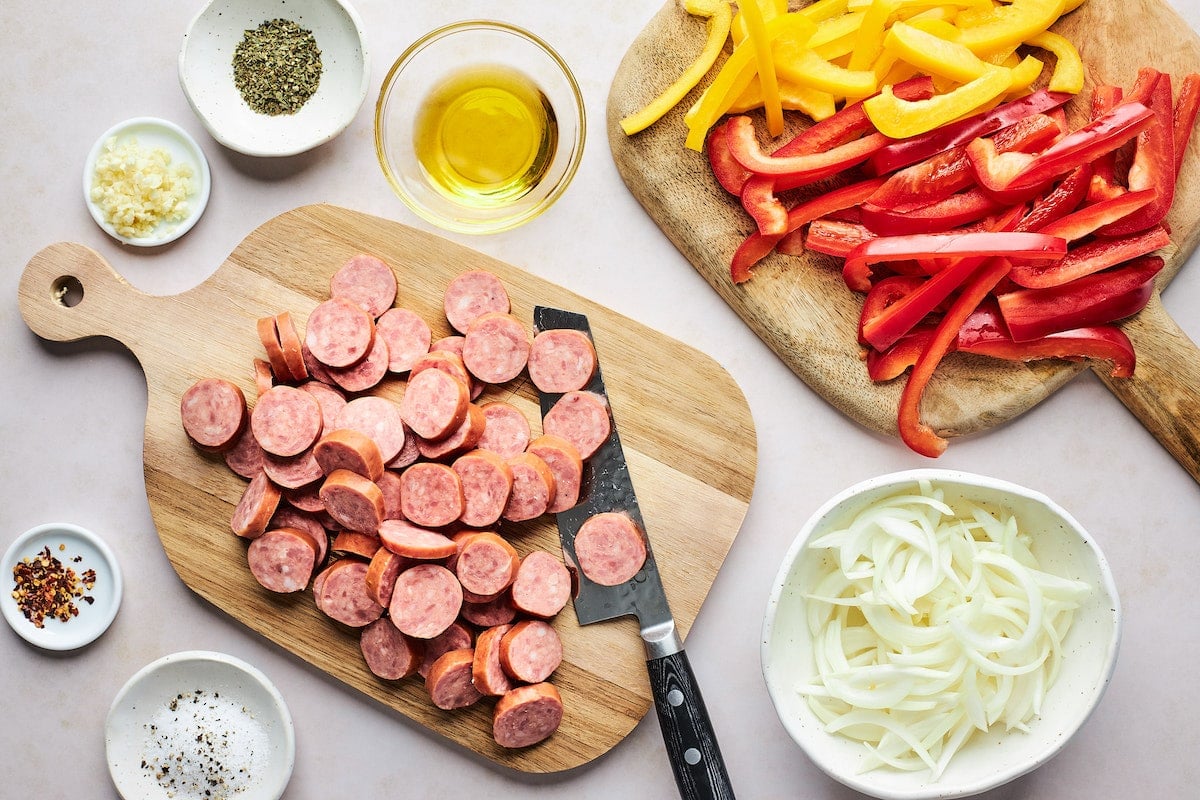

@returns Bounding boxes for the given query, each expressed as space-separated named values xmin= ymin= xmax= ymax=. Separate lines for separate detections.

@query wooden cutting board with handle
xmin=609 ymin=0 xmax=1200 ymax=481
xmin=17 ymin=204 xmax=757 ymax=772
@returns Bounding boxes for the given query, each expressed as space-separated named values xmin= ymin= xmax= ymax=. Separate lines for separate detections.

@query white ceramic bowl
xmin=762 ymin=469 xmax=1121 ymax=800
xmin=1 ymin=522 xmax=123 ymax=650
xmin=375 ymin=20 xmax=586 ymax=234
xmin=83 ymin=117 xmax=211 ymax=246
xmin=179 ymin=0 xmax=369 ymax=157
xmin=106 ymin=651 xmax=295 ymax=800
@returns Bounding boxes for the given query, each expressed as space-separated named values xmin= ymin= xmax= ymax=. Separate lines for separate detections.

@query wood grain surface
xmin=608 ymin=0 xmax=1200 ymax=475
xmin=16 ymin=205 xmax=757 ymax=772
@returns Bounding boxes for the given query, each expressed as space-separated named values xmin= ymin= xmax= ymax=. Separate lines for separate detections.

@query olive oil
xmin=414 ymin=64 xmax=557 ymax=207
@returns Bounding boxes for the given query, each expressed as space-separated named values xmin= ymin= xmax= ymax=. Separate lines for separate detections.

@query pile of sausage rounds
xmin=179 ymin=255 xmax=649 ymax=749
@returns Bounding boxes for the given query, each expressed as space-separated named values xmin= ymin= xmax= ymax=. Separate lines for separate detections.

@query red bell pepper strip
xmin=1173 ymin=73 xmax=1200 ymax=177
xmin=898 ymin=257 xmax=1014 ymax=458
xmin=1034 ymin=188 xmax=1157 ymax=241
xmin=842 ymin=231 xmax=1065 ymax=293
xmin=707 ymin=118 xmax=751 ymax=195
xmin=1003 ymin=102 xmax=1155 ymax=192
xmin=866 ymin=325 xmax=937 ymax=382
xmin=803 ymin=218 xmax=877 ymax=258
xmin=865 ymin=89 xmax=1072 ymax=176
xmin=1099 ymin=70 xmax=1175 ymax=237
xmin=996 ymin=255 xmax=1163 ymax=341
xmin=1018 ymin=164 xmax=1092 ymax=232
xmin=1008 ymin=224 xmax=1169 ymax=288
xmin=1086 ymin=85 xmax=1126 ymax=203
xmin=731 ymin=177 xmax=887 ymax=283
xmin=740 ymin=176 xmax=789 ymax=236
xmin=861 ymin=255 xmax=985 ymax=350
xmin=726 ymin=116 xmax=890 ymax=179
xmin=858 ymin=275 xmax=927 ymax=345
xmin=859 ymin=187 xmax=1005 ymax=236
xmin=957 ymin=303 xmax=1136 ymax=378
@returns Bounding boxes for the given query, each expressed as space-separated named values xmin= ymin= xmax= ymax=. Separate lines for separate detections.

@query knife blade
xmin=533 ymin=305 xmax=735 ymax=800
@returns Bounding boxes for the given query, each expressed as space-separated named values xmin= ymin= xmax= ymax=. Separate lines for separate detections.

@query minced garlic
xmin=90 ymin=136 xmax=196 ymax=239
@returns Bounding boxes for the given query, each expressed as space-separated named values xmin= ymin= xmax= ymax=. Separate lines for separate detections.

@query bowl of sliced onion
xmin=762 ymin=469 xmax=1120 ymax=800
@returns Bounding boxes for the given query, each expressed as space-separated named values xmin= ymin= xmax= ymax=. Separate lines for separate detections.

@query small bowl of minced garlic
xmin=178 ymin=0 xmax=369 ymax=157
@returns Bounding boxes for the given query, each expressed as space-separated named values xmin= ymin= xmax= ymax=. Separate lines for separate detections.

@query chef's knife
xmin=533 ymin=306 xmax=735 ymax=800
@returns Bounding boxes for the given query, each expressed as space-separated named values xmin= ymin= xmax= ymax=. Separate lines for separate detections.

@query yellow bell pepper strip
xmin=864 ymin=67 xmax=1012 ymax=138
xmin=799 ymin=0 xmax=852 ymax=23
xmin=955 ymin=0 xmax=1067 ymax=56
xmin=847 ymin=0 xmax=895 ymax=71
xmin=1025 ymin=31 xmax=1083 ymax=93
xmin=1005 ymin=54 xmax=1045 ymax=94
xmin=739 ymin=0 xmax=785 ymax=136
xmin=619 ymin=0 xmax=733 ymax=135
xmin=729 ymin=77 xmax=838 ymax=120
xmin=883 ymin=21 xmax=996 ymax=83
xmin=772 ymin=45 xmax=878 ymax=97
xmin=809 ymin=11 xmax=865 ymax=60
xmin=731 ymin=0 xmax=787 ymax=43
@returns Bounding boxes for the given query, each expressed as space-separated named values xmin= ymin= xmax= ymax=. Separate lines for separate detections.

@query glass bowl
xmin=375 ymin=20 xmax=586 ymax=234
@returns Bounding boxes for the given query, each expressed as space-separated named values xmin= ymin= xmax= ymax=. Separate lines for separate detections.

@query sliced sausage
xmin=306 ymin=297 xmax=376 ymax=368
xmin=452 ymin=449 xmax=514 ymax=528
xmin=500 ymin=619 xmax=562 ymax=683
xmin=223 ymin=425 xmax=265 ymax=480
xmin=364 ymin=546 xmax=409 ymax=606
xmin=274 ymin=311 xmax=309 ymax=381
xmin=387 ymin=422 xmax=421 ymax=469
xmin=330 ymin=253 xmax=397 ymax=318
xmin=313 ymin=558 xmax=384 ymax=627
xmin=251 ymin=385 xmax=323 ymax=457
xmin=319 ymin=469 xmax=385 ymax=534
xmin=461 ymin=589 xmax=518 ymax=628
xmin=462 ymin=312 xmax=530 ymax=384
xmin=389 ymin=563 xmax=463 ymax=639
xmin=493 ymin=683 xmax=563 ymax=748
xmin=331 ymin=530 xmax=382 ymax=560
xmin=503 ymin=452 xmax=556 ymax=523
xmin=297 ymin=380 xmax=347 ymax=436
xmin=270 ymin=505 xmax=329 ymax=566
xmin=528 ymin=329 xmax=597 ymax=393
xmin=455 ymin=532 xmax=520 ymax=597
xmin=252 ymin=357 xmax=274 ymax=396
xmin=302 ymin=341 xmax=337 ymax=385
xmin=247 ymin=527 xmax=317 ymax=593
xmin=399 ymin=367 xmax=469 ymax=441
xmin=526 ymin=435 xmax=583 ymax=513
xmin=181 ymin=378 xmax=247 ymax=452
xmin=261 ymin=447 xmax=323 ymax=490
xmin=443 ymin=269 xmax=510 ymax=334
xmin=411 ymin=349 xmax=474 ymax=393
xmin=231 ymin=471 xmax=282 ymax=539
xmin=542 ymin=390 xmax=611 ymax=460
xmin=574 ymin=511 xmax=647 ymax=586
xmin=418 ymin=620 xmax=474 ymax=679
xmin=360 ymin=617 xmax=423 ymax=680
xmin=378 ymin=519 xmax=458 ymax=560
xmin=425 ymin=648 xmax=483 ymax=710
xmin=335 ymin=396 xmax=406 ymax=464
xmin=376 ymin=469 xmax=404 ymax=520
xmin=473 ymin=624 xmax=514 ymax=696
xmin=328 ymin=334 xmax=389 ymax=393
xmin=256 ymin=316 xmax=294 ymax=382
xmin=416 ymin=403 xmax=486 ymax=462
xmin=429 ymin=336 xmax=482 ymax=400
xmin=314 ymin=428 xmax=384 ymax=481
xmin=399 ymin=462 xmax=465 ymax=528
xmin=375 ymin=307 xmax=432 ymax=372
xmin=477 ymin=401 xmax=532 ymax=459
xmin=282 ymin=482 xmax=325 ymax=513
xmin=510 ymin=550 xmax=571 ymax=619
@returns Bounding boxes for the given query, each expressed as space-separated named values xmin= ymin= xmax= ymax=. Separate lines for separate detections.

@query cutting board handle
xmin=19 ymin=242 xmax=158 ymax=349
xmin=1098 ymin=292 xmax=1200 ymax=485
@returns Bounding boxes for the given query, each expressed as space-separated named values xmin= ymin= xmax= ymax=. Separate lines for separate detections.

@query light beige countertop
xmin=2 ymin=1 xmax=1199 ymax=798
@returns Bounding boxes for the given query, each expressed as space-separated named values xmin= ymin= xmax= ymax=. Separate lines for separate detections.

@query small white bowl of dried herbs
xmin=179 ymin=0 xmax=369 ymax=157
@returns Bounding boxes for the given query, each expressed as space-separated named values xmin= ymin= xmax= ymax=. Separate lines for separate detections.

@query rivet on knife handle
xmin=650 ymin=647 xmax=736 ymax=799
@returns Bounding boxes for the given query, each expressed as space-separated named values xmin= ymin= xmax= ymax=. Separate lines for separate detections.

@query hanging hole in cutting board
xmin=52 ymin=275 xmax=84 ymax=308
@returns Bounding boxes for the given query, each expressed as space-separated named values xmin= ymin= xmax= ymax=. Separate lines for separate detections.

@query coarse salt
xmin=141 ymin=689 xmax=269 ymax=799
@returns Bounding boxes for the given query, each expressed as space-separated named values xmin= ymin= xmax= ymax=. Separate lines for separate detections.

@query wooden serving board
xmin=609 ymin=0 xmax=1200 ymax=481
xmin=17 ymin=205 xmax=757 ymax=773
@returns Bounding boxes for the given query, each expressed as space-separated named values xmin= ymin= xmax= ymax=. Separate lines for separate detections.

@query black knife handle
xmin=647 ymin=649 xmax=736 ymax=800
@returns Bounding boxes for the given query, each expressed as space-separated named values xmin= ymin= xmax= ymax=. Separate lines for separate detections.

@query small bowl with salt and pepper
xmin=179 ymin=0 xmax=369 ymax=157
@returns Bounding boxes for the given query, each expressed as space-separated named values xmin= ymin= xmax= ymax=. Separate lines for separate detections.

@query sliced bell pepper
xmin=957 ymin=302 xmax=1136 ymax=378
xmin=861 ymin=254 xmax=985 ymax=349
xmin=996 ymin=255 xmax=1163 ymax=340
xmin=858 ymin=274 xmax=927 ymax=345
xmin=1018 ymin=163 xmax=1092 ymax=232
xmin=954 ymin=0 xmax=1067 ymax=56
xmin=866 ymin=325 xmax=937 ymax=381
xmin=842 ymin=231 xmax=1065 ymax=292
xmin=1002 ymin=101 xmax=1155 ymax=191
xmin=1099 ymin=70 xmax=1175 ymax=237
xmin=863 ymin=67 xmax=1014 ymax=139
xmin=883 ymin=21 xmax=996 ymax=84
xmin=859 ymin=187 xmax=1005 ymax=236
xmin=866 ymin=88 xmax=1070 ymax=174
xmin=728 ymin=76 xmax=838 ymax=120
xmin=1033 ymin=188 xmax=1157 ymax=242
xmin=1008 ymin=224 xmax=1170 ymax=288
xmin=739 ymin=0 xmax=785 ymax=136
xmin=1173 ymin=73 xmax=1200 ymax=176
xmin=707 ymin=117 xmax=752 ymax=195
xmin=1025 ymin=30 xmax=1084 ymax=94
xmin=772 ymin=45 xmax=878 ymax=97
xmin=620 ymin=0 xmax=734 ymax=135
xmin=725 ymin=115 xmax=890 ymax=178
xmin=1086 ymin=85 xmax=1126 ymax=203
xmin=898 ymin=256 xmax=1015 ymax=457
xmin=804 ymin=218 xmax=877 ymax=258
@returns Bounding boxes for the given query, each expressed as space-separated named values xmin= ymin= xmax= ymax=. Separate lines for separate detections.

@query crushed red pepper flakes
xmin=10 ymin=545 xmax=97 ymax=628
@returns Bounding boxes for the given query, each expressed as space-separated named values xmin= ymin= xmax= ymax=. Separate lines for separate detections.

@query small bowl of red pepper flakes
xmin=2 ymin=522 xmax=123 ymax=651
